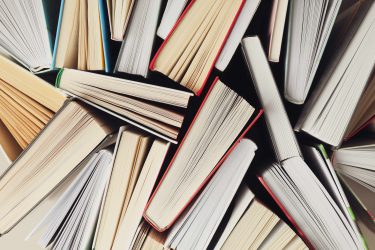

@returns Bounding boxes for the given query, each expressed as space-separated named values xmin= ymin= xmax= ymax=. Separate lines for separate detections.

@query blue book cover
xmin=52 ymin=0 xmax=111 ymax=72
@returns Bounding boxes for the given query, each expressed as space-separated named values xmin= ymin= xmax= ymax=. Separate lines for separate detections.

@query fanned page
xmin=0 ymin=101 xmax=113 ymax=235
xmin=0 ymin=56 xmax=66 ymax=151
xmin=115 ymin=0 xmax=162 ymax=77
xmin=295 ymin=1 xmax=375 ymax=146
xmin=57 ymin=69 xmax=193 ymax=142
xmin=0 ymin=0 xmax=52 ymax=72
xmin=107 ymin=0 xmax=135 ymax=41
xmin=144 ymin=79 xmax=256 ymax=231
xmin=28 ymin=149 xmax=114 ymax=250
xmin=54 ymin=0 xmax=107 ymax=71
xmin=215 ymin=0 xmax=261 ymax=71
xmin=150 ymin=0 xmax=245 ymax=95
xmin=285 ymin=0 xmax=342 ymax=104
xmin=157 ymin=0 xmax=189 ymax=39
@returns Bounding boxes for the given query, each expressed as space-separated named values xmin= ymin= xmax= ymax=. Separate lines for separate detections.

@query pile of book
xmin=0 ymin=0 xmax=374 ymax=249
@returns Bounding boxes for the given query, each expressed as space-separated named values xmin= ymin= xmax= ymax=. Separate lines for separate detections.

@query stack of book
xmin=0 ymin=0 xmax=374 ymax=249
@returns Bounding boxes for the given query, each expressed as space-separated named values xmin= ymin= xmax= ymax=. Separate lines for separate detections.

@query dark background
xmin=39 ymin=0 xmax=336 ymax=242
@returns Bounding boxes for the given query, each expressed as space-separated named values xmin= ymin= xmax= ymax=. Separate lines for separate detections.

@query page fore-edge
xmin=148 ymin=0 xmax=247 ymax=96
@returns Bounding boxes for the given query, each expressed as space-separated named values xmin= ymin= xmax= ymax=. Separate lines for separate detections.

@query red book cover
xmin=143 ymin=77 xmax=263 ymax=232
xmin=258 ymin=176 xmax=315 ymax=250
xmin=149 ymin=0 xmax=247 ymax=96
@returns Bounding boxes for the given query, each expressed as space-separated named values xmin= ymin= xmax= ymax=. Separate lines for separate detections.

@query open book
xmin=0 ymin=1 xmax=54 ymax=72
xmin=56 ymin=69 xmax=192 ymax=142
xmin=284 ymin=0 xmax=342 ymax=104
xmin=0 ymin=56 xmax=66 ymax=160
xmin=53 ymin=0 xmax=111 ymax=72
xmin=0 ymin=101 xmax=114 ymax=235
xmin=144 ymin=78 xmax=261 ymax=231
xmin=150 ymin=0 xmax=246 ymax=95
xmin=295 ymin=0 xmax=375 ymax=146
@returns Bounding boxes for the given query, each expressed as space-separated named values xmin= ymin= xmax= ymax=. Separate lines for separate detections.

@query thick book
xmin=267 ymin=0 xmax=289 ymax=62
xmin=27 ymin=147 xmax=115 ymax=249
xmin=284 ymin=0 xmax=342 ymax=104
xmin=156 ymin=0 xmax=189 ymax=39
xmin=215 ymin=0 xmax=261 ymax=72
xmin=56 ymin=68 xmax=192 ymax=143
xmin=106 ymin=0 xmax=136 ymax=41
xmin=53 ymin=0 xmax=111 ymax=72
xmin=114 ymin=0 xmax=162 ymax=77
xmin=0 ymin=1 xmax=55 ymax=73
xmin=164 ymin=139 xmax=257 ymax=249
xmin=295 ymin=0 xmax=375 ymax=146
xmin=242 ymin=36 xmax=363 ymax=249
xmin=143 ymin=78 xmax=262 ymax=231
xmin=93 ymin=126 xmax=152 ymax=250
xmin=0 ymin=56 xmax=66 ymax=155
xmin=149 ymin=0 xmax=246 ymax=95
xmin=109 ymin=139 xmax=170 ymax=250
xmin=333 ymin=135 xmax=375 ymax=222
xmin=0 ymin=101 xmax=115 ymax=235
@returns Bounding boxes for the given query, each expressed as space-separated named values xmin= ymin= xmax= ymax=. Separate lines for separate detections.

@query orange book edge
xmin=143 ymin=77 xmax=263 ymax=232
xmin=258 ymin=176 xmax=315 ymax=250
xmin=149 ymin=0 xmax=247 ymax=96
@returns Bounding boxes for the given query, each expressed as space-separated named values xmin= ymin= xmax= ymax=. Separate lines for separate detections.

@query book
xmin=295 ymin=0 xmax=375 ymax=146
xmin=220 ymin=198 xmax=307 ymax=250
xmin=156 ymin=0 xmax=189 ymax=39
xmin=0 ymin=101 xmax=115 ymax=235
xmin=53 ymin=0 xmax=111 ymax=72
xmin=56 ymin=68 xmax=193 ymax=143
xmin=114 ymin=0 xmax=162 ymax=77
xmin=150 ymin=0 xmax=246 ymax=95
xmin=144 ymin=78 xmax=262 ymax=231
xmin=164 ymin=139 xmax=257 ymax=249
xmin=215 ymin=0 xmax=261 ymax=72
xmin=109 ymin=139 xmax=170 ymax=250
xmin=27 ymin=148 xmax=115 ymax=249
xmin=213 ymin=185 xmax=255 ymax=250
xmin=345 ymin=73 xmax=375 ymax=140
xmin=106 ymin=0 xmax=135 ymax=41
xmin=242 ymin=36 xmax=363 ymax=249
xmin=333 ymin=135 xmax=375 ymax=222
xmin=267 ymin=0 xmax=288 ymax=62
xmin=93 ymin=126 xmax=152 ymax=250
xmin=284 ymin=0 xmax=342 ymax=104
xmin=302 ymin=144 xmax=363 ymax=243
xmin=0 ymin=1 xmax=54 ymax=72
xmin=0 ymin=56 xmax=66 ymax=152
xmin=0 ymin=160 xmax=86 ymax=250
xmin=127 ymin=220 xmax=166 ymax=250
